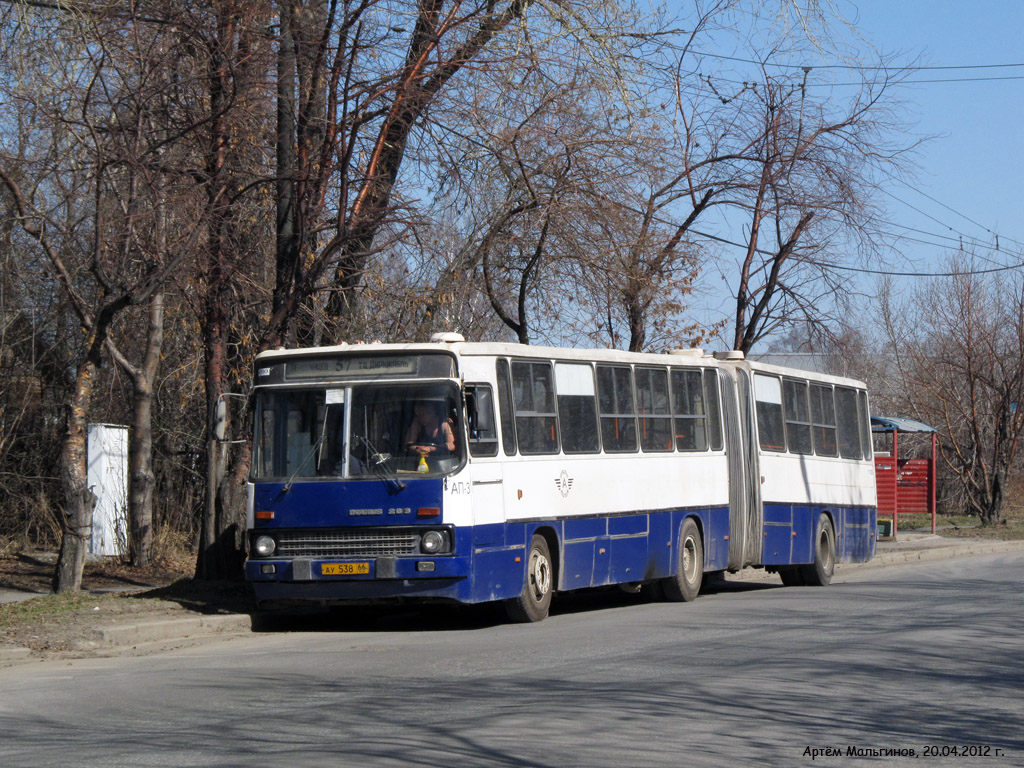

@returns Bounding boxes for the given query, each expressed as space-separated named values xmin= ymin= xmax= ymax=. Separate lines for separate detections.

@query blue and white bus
xmin=245 ymin=334 xmax=876 ymax=621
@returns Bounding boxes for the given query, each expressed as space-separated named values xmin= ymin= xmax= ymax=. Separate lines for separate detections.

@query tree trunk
xmin=273 ymin=0 xmax=299 ymax=348
xmin=324 ymin=0 xmax=537 ymax=321
xmin=195 ymin=2 xmax=245 ymax=581
xmin=197 ymin=294 xmax=233 ymax=580
xmin=625 ymin=283 xmax=647 ymax=352
xmin=127 ymin=292 xmax=164 ymax=566
xmin=53 ymin=355 xmax=99 ymax=593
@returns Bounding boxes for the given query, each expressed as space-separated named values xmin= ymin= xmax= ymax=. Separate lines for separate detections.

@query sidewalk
xmin=871 ymin=531 xmax=1024 ymax=565
xmin=711 ymin=532 xmax=1024 ymax=582
xmin=0 ymin=588 xmax=49 ymax=605
xmin=4 ymin=535 xmax=1024 ymax=665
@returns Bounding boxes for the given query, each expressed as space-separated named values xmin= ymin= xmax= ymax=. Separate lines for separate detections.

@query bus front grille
xmin=276 ymin=529 xmax=420 ymax=558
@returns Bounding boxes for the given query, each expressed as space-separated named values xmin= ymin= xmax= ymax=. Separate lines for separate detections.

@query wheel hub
xmin=529 ymin=549 xmax=551 ymax=601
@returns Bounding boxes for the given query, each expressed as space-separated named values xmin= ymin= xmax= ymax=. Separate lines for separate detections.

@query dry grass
xmin=880 ymin=492 xmax=1024 ymax=541
xmin=0 ymin=550 xmax=253 ymax=654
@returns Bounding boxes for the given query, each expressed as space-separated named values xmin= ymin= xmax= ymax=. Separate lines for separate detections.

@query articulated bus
xmin=245 ymin=334 xmax=876 ymax=621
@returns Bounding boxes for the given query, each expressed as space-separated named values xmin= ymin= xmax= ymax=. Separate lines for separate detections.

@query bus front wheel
xmin=800 ymin=514 xmax=836 ymax=586
xmin=662 ymin=518 xmax=703 ymax=602
xmin=505 ymin=534 xmax=554 ymax=622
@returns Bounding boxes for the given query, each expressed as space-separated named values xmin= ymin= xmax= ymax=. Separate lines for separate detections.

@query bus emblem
xmin=555 ymin=471 xmax=574 ymax=497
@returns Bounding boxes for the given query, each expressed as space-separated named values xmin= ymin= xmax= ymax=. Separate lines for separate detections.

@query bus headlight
xmin=421 ymin=530 xmax=445 ymax=554
xmin=254 ymin=535 xmax=276 ymax=557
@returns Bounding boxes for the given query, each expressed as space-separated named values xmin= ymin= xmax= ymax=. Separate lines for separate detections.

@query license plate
xmin=321 ymin=562 xmax=370 ymax=576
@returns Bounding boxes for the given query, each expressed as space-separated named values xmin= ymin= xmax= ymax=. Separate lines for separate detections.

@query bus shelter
xmin=871 ymin=416 xmax=937 ymax=537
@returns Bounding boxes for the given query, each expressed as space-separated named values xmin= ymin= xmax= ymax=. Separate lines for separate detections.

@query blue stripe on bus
xmin=249 ymin=505 xmax=733 ymax=605
xmin=247 ymin=488 xmax=876 ymax=606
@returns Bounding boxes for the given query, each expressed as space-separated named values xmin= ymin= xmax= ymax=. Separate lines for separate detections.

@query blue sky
xmin=680 ymin=0 xmax=1024 ymax=346
xmin=848 ymin=0 xmax=1024 ymax=273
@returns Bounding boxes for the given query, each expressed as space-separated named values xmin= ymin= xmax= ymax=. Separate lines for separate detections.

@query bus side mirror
xmin=466 ymin=387 xmax=494 ymax=437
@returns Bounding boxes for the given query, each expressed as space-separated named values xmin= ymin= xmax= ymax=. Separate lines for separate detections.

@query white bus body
xmin=245 ymin=339 xmax=876 ymax=620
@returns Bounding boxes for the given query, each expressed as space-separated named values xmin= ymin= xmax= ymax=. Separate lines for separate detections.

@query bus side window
xmin=496 ymin=358 xmax=517 ymax=455
xmin=810 ymin=384 xmax=838 ymax=456
xmin=704 ymin=369 xmax=724 ymax=451
xmin=466 ymin=384 xmax=499 ymax=458
xmin=511 ymin=360 xmax=559 ymax=455
xmin=670 ymin=368 xmax=707 ymax=451
xmin=555 ymin=362 xmax=600 ymax=454
xmin=597 ymin=365 xmax=638 ymax=453
xmin=857 ymin=390 xmax=872 ymax=460
xmin=754 ymin=374 xmax=786 ymax=452
xmin=835 ymin=387 xmax=861 ymax=459
xmin=783 ymin=379 xmax=813 ymax=455
xmin=635 ymin=367 xmax=673 ymax=452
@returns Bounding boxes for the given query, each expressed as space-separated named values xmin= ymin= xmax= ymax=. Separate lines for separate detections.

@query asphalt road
xmin=1 ymin=552 xmax=1022 ymax=768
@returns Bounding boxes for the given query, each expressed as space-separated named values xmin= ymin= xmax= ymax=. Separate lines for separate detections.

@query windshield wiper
xmin=356 ymin=435 xmax=406 ymax=493
xmin=282 ymin=429 xmax=328 ymax=493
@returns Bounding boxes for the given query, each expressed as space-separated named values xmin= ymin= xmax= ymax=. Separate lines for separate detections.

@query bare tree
xmin=0 ymin=165 xmax=186 ymax=588
xmin=418 ymin=1 xmax=911 ymax=355
xmin=0 ymin=0 xmax=207 ymax=587
xmin=263 ymin=0 xmax=549 ymax=349
xmin=879 ymin=259 xmax=1024 ymax=523
xmin=417 ymin=1 xmax=707 ymax=351
xmin=721 ymin=63 xmax=907 ymax=353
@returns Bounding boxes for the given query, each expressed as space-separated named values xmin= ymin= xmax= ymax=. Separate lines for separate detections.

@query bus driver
xmin=405 ymin=400 xmax=456 ymax=457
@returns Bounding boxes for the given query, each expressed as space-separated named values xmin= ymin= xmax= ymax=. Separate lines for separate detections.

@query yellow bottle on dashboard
xmin=417 ymin=454 xmax=428 ymax=473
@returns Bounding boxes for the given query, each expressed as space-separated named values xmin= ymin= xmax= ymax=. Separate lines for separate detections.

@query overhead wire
xmin=877 ymin=223 xmax=1002 ymax=256
xmin=816 ymin=75 xmax=1024 ymax=86
xmin=680 ymin=48 xmax=1024 ymax=86
xmin=688 ymin=70 xmax=1024 ymax=90
xmin=667 ymin=71 xmax=1024 ymax=258
xmin=630 ymin=49 xmax=1024 ymax=277
xmin=876 ymin=168 xmax=1024 ymax=250
xmin=877 ymin=189 xmax=1023 ymax=269
xmin=683 ymin=49 xmax=1024 ymax=73
xmin=686 ymin=228 xmax=1023 ymax=278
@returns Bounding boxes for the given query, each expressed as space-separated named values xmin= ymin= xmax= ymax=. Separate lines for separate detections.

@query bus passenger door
xmin=719 ymin=365 xmax=763 ymax=569
xmin=465 ymin=385 xmax=505 ymax=550
xmin=469 ymin=462 xmax=504 ymax=548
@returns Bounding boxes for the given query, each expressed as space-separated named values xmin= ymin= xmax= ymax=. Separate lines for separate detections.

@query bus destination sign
xmin=285 ymin=356 xmax=418 ymax=380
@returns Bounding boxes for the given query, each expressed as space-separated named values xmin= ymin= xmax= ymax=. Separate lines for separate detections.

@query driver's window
xmin=349 ymin=384 xmax=463 ymax=475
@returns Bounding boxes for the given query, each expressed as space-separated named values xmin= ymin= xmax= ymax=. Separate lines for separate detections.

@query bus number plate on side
xmin=321 ymin=563 xmax=370 ymax=576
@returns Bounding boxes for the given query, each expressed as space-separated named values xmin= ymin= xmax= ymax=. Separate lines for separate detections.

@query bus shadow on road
xmin=548 ymin=579 xmax=773 ymax=617
xmin=250 ymin=577 xmax=779 ymax=633
xmin=251 ymin=602 xmax=509 ymax=633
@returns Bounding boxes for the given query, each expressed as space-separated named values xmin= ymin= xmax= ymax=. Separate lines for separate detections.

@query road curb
xmin=863 ymin=538 xmax=1024 ymax=568
xmin=727 ymin=538 xmax=1024 ymax=581
xmin=92 ymin=613 xmax=253 ymax=647
xmin=0 ymin=646 xmax=31 ymax=664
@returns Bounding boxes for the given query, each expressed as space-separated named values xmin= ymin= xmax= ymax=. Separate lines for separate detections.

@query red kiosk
xmin=871 ymin=416 xmax=938 ymax=538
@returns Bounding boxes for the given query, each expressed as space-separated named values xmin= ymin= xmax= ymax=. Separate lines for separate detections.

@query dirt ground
xmin=0 ymin=553 xmax=255 ymax=655
xmin=0 ymin=551 xmax=190 ymax=595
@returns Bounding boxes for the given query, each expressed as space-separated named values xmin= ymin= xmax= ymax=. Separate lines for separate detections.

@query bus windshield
xmin=253 ymin=381 xmax=464 ymax=480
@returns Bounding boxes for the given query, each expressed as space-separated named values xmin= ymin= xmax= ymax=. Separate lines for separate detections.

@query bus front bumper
xmin=245 ymin=554 xmax=471 ymax=605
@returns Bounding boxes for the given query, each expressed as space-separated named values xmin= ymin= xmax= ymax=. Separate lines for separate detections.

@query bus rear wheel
xmin=661 ymin=518 xmax=703 ymax=602
xmin=800 ymin=514 xmax=836 ymax=587
xmin=505 ymin=534 xmax=554 ymax=622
